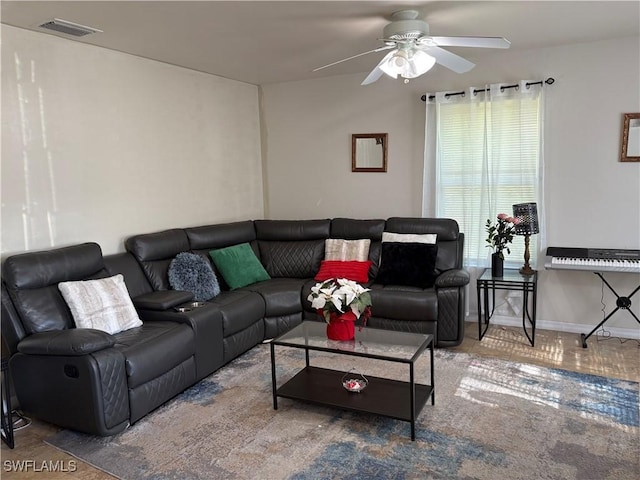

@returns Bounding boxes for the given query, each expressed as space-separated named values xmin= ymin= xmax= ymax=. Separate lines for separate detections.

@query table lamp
xmin=512 ymin=202 xmax=539 ymax=276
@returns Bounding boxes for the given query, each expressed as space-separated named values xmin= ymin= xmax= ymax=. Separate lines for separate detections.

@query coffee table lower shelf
xmin=275 ymin=365 xmax=432 ymax=436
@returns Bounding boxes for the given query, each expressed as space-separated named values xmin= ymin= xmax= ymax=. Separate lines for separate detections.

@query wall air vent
xmin=38 ymin=18 xmax=103 ymax=37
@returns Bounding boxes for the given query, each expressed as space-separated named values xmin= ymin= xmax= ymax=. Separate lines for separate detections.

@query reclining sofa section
xmin=1 ymin=217 xmax=469 ymax=436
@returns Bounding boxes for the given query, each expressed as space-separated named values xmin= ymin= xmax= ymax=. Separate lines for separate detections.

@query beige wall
xmin=1 ymin=25 xmax=264 ymax=256
xmin=261 ymin=36 xmax=640 ymax=337
xmin=260 ymin=74 xmax=425 ymax=219
xmin=2 ymin=23 xmax=638 ymax=338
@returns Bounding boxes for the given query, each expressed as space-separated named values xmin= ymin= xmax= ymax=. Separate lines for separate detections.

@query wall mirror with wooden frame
xmin=620 ymin=113 xmax=640 ymax=162
xmin=352 ymin=133 xmax=388 ymax=172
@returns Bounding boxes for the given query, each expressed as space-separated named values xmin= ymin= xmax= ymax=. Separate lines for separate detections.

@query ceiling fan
xmin=313 ymin=10 xmax=510 ymax=85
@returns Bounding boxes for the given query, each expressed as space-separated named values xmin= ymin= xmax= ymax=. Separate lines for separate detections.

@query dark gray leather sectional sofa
xmin=1 ymin=217 xmax=469 ymax=436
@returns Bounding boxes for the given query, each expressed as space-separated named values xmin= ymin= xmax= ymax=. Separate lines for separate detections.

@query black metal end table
xmin=1 ymin=356 xmax=14 ymax=448
xmin=476 ymin=268 xmax=538 ymax=346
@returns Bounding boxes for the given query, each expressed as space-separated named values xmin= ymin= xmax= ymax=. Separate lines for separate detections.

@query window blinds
xmin=431 ymin=86 xmax=542 ymax=268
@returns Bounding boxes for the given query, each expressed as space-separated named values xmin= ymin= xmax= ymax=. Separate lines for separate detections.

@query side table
xmin=476 ymin=268 xmax=538 ymax=347
xmin=1 ymin=356 xmax=14 ymax=448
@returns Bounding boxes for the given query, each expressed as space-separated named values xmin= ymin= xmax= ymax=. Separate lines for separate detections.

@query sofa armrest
xmin=435 ymin=268 xmax=470 ymax=289
xmin=132 ymin=290 xmax=194 ymax=310
xmin=17 ymin=329 xmax=115 ymax=356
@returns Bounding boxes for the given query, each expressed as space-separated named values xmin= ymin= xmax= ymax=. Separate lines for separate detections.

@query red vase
xmin=325 ymin=310 xmax=357 ymax=341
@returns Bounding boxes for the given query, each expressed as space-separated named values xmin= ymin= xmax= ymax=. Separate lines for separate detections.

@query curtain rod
xmin=420 ymin=77 xmax=555 ymax=102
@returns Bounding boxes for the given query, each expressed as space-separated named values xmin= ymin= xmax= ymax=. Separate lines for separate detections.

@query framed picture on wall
xmin=620 ymin=113 xmax=640 ymax=162
xmin=352 ymin=133 xmax=388 ymax=172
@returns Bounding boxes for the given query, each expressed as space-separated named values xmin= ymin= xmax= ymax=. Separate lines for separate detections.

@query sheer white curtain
xmin=423 ymin=80 xmax=545 ymax=269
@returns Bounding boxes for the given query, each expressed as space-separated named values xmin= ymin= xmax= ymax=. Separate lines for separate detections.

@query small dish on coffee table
xmin=342 ymin=370 xmax=368 ymax=393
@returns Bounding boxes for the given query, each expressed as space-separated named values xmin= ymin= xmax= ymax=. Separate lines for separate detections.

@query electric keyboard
xmin=545 ymin=247 xmax=640 ymax=273
xmin=545 ymin=247 xmax=640 ymax=348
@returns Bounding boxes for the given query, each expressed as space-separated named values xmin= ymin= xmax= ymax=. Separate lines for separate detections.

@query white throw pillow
xmin=382 ymin=232 xmax=437 ymax=244
xmin=325 ymin=239 xmax=371 ymax=261
xmin=58 ymin=274 xmax=142 ymax=335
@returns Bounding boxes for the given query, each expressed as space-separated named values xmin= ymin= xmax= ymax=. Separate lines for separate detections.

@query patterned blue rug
xmin=47 ymin=345 xmax=639 ymax=479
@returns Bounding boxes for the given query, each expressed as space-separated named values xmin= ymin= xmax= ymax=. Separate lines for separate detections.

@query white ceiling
xmin=2 ymin=1 xmax=639 ymax=86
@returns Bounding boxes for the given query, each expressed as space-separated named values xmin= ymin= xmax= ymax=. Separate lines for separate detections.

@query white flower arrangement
xmin=307 ymin=278 xmax=372 ymax=323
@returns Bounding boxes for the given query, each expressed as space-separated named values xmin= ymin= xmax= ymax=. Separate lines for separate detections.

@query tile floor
xmin=2 ymin=322 xmax=638 ymax=479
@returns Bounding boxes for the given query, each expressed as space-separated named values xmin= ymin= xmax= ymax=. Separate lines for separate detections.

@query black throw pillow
xmin=376 ymin=242 xmax=438 ymax=288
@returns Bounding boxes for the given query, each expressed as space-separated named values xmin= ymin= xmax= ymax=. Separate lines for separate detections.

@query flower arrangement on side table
xmin=307 ymin=278 xmax=372 ymax=341
xmin=485 ymin=213 xmax=521 ymax=276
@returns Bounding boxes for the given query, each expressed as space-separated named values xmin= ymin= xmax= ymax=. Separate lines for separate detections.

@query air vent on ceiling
xmin=38 ymin=18 xmax=103 ymax=37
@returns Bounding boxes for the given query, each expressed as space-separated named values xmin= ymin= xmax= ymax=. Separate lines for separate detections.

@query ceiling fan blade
xmin=421 ymin=46 xmax=475 ymax=73
xmin=428 ymin=36 xmax=511 ymax=49
xmin=361 ymin=50 xmax=396 ymax=85
xmin=312 ymin=45 xmax=394 ymax=72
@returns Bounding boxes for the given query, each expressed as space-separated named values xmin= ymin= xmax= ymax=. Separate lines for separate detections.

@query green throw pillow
xmin=209 ymin=243 xmax=270 ymax=289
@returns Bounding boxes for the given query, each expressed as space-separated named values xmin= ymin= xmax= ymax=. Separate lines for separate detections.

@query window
xmin=425 ymin=82 xmax=543 ymax=268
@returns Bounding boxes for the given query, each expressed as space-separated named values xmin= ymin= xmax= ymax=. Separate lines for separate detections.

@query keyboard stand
xmin=580 ymin=272 xmax=640 ymax=348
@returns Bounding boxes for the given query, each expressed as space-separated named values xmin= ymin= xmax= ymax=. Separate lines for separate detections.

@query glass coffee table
xmin=270 ymin=321 xmax=434 ymax=441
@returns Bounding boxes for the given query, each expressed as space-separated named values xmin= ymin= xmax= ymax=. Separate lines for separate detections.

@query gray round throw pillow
xmin=168 ymin=252 xmax=221 ymax=302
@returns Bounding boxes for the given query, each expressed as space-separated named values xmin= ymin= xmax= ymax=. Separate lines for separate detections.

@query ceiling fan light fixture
xmin=317 ymin=8 xmax=509 ymax=86
xmin=410 ymin=50 xmax=436 ymax=75
xmin=380 ymin=48 xmax=435 ymax=80
xmin=392 ymin=50 xmax=410 ymax=69
xmin=379 ymin=50 xmax=403 ymax=78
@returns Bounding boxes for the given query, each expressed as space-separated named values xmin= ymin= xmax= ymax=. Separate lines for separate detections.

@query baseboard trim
xmin=470 ymin=314 xmax=640 ymax=340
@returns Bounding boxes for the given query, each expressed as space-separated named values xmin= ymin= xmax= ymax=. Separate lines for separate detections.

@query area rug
xmin=46 ymin=344 xmax=639 ymax=480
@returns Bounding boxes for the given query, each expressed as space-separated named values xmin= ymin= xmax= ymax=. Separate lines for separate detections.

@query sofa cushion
xmin=8 ymin=286 xmax=77 ymax=335
xmin=241 ymin=278 xmax=306 ymax=317
xmin=385 ymin=217 xmax=459 ymax=240
xmin=206 ymin=290 xmax=265 ymax=337
xmin=368 ymin=284 xmax=438 ymax=322
xmin=254 ymin=219 xmax=330 ymax=241
xmin=113 ymin=321 xmax=194 ymax=389
xmin=258 ymin=240 xmax=324 ymax=278
xmin=103 ymin=252 xmax=154 ymax=299
xmin=254 ymin=220 xmax=329 ymax=278
xmin=330 ymin=218 xmax=385 ymax=240
xmin=168 ymin=252 xmax=220 ymax=301
xmin=3 ymin=243 xmax=109 ymax=334
xmin=209 ymin=243 xmax=270 ymax=289
xmin=58 ymin=274 xmax=143 ymax=335
xmin=376 ymin=243 xmax=439 ymax=288
xmin=315 ymin=260 xmax=372 ymax=283
xmin=324 ymin=239 xmax=371 ymax=261
xmin=185 ymin=221 xmax=257 ymax=250
xmin=3 ymin=242 xmax=107 ymax=290
xmin=125 ymin=229 xmax=190 ymax=291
